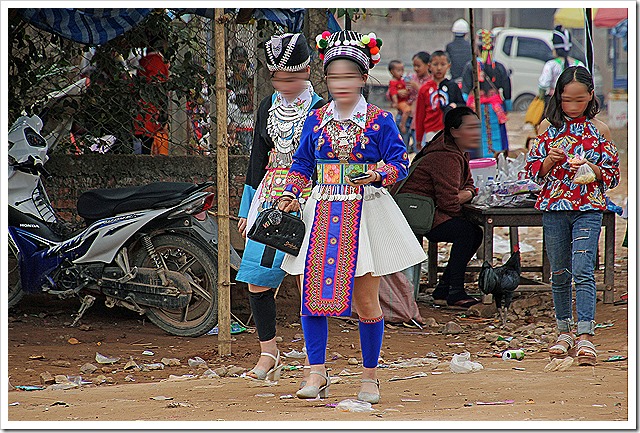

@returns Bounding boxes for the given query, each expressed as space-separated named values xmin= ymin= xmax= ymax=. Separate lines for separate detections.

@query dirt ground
xmin=5 ymin=295 xmax=630 ymax=424
xmin=5 ymin=112 xmax=631 ymax=425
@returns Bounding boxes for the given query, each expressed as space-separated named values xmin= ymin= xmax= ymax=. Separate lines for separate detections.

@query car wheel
xmin=513 ymin=94 xmax=536 ymax=112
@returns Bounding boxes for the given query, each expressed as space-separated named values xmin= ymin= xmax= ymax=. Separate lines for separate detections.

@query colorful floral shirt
xmin=284 ymin=96 xmax=409 ymax=197
xmin=526 ymin=116 xmax=620 ymax=211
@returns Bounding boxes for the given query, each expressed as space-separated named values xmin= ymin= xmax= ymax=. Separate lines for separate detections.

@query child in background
xmin=414 ymin=51 xmax=465 ymax=150
xmin=526 ymin=66 xmax=619 ymax=367
xmin=388 ymin=60 xmax=412 ymax=141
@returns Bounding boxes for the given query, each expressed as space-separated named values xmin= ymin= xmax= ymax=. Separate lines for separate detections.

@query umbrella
xmin=554 ymin=8 xmax=628 ymax=28
xmin=593 ymin=8 xmax=628 ymax=28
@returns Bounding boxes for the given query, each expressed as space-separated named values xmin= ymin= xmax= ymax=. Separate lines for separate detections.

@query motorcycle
xmin=8 ymin=113 xmax=241 ymax=337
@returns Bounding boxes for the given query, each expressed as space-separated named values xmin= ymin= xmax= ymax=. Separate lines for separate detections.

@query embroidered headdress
xmin=476 ymin=29 xmax=495 ymax=65
xmin=315 ymin=30 xmax=383 ymax=72
xmin=552 ymin=25 xmax=572 ymax=52
xmin=264 ymin=33 xmax=311 ymax=72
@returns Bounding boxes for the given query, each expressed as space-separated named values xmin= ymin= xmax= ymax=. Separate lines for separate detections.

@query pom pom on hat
xmin=318 ymin=30 xmax=384 ymax=71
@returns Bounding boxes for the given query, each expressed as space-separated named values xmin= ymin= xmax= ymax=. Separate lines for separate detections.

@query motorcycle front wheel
xmin=133 ymin=233 xmax=218 ymax=337
xmin=8 ymin=238 xmax=24 ymax=308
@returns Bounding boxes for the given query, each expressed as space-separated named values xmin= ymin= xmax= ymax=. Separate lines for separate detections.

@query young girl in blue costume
xmin=236 ymin=33 xmax=325 ymax=382
xmin=278 ymin=30 xmax=427 ymax=403
xmin=461 ymin=29 xmax=512 ymax=158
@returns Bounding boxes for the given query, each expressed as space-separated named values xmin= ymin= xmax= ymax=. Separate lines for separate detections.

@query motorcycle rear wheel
xmin=8 ymin=239 xmax=24 ymax=308
xmin=132 ymin=233 xmax=218 ymax=337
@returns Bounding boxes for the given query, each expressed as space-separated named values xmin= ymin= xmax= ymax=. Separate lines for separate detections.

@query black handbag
xmin=391 ymin=157 xmax=436 ymax=236
xmin=247 ymin=200 xmax=306 ymax=256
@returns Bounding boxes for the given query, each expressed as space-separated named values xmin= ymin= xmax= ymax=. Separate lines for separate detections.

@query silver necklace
xmin=266 ymin=98 xmax=310 ymax=167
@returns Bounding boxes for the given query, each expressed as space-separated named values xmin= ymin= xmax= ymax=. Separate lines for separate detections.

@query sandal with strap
xmin=446 ymin=296 xmax=480 ymax=310
xmin=548 ymin=333 xmax=575 ymax=359
xmin=299 ymin=365 xmax=311 ymax=390
xmin=576 ymin=339 xmax=597 ymax=366
xmin=243 ymin=351 xmax=283 ymax=381
xmin=357 ymin=378 xmax=380 ymax=404
xmin=296 ymin=369 xmax=330 ymax=399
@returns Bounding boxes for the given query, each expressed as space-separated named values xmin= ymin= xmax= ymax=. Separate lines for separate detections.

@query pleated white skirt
xmin=281 ymin=185 xmax=427 ymax=277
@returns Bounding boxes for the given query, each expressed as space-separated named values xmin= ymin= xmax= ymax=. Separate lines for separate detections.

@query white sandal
xmin=243 ymin=351 xmax=282 ymax=381
xmin=576 ymin=340 xmax=597 ymax=366
xmin=548 ymin=333 xmax=575 ymax=359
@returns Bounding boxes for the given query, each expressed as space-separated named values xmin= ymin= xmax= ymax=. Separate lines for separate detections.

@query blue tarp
xmin=183 ymin=8 xmax=306 ymax=33
xmin=19 ymin=8 xmax=335 ymax=46
xmin=19 ymin=9 xmax=152 ymax=45
xmin=611 ymin=18 xmax=628 ymax=50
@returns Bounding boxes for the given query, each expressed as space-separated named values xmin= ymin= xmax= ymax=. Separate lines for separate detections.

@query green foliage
xmin=8 ymin=14 xmax=84 ymax=124
xmin=328 ymin=8 xmax=367 ymax=22
xmin=8 ymin=9 xmax=216 ymax=154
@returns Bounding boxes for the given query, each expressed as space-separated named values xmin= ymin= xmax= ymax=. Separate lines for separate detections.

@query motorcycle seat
xmin=77 ymin=182 xmax=201 ymax=221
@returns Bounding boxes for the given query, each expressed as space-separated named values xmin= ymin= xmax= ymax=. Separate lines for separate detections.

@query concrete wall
xmin=45 ymin=154 xmax=248 ymax=247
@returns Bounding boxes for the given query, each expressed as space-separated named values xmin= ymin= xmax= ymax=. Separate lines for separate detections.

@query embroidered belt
xmin=316 ymin=160 xmax=377 ymax=185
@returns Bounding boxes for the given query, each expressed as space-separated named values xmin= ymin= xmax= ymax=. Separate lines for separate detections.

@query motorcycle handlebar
xmin=11 ymin=160 xmax=51 ymax=179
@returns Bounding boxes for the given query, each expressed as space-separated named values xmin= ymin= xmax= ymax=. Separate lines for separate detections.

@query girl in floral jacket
xmin=526 ymin=66 xmax=619 ymax=366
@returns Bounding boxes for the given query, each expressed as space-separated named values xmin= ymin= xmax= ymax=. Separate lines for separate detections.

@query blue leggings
xmin=302 ymin=315 xmax=384 ymax=368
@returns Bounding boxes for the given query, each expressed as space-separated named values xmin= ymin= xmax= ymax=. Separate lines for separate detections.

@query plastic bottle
xmin=502 ymin=349 xmax=525 ymax=360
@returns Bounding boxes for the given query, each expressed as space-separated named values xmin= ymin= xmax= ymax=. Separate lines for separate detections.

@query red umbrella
xmin=594 ymin=8 xmax=628 ymax=28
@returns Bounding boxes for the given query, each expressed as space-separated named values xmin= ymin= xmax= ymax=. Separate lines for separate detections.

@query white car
xmin=491 ymin=27 xmax=604 ymax=111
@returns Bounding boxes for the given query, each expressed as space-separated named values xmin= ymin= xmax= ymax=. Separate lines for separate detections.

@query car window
xmin=516 ymin=37 xmax=554 ymax=62
xmin=569 ymin=46 xmax=586 ymax=64
xmin=502 ymin=36 xmax=513 ymax=56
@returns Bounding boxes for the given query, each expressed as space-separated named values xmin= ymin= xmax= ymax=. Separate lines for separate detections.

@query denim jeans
xmin=401 ymin=262 xmax=422 ymax=300
xmin=543 ymin=211 xmax=603 ymax=336
xmin=395 ymin=113 xmax=413 ymax=152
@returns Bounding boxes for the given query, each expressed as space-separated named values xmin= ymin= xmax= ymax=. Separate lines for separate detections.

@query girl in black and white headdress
xmin=539 ymin=26 xmax=585 ymax=98
xmin=236 ymin=33 xmax=325 ymax=383
xmin=537 ymin=26 xmax=585 ymax=131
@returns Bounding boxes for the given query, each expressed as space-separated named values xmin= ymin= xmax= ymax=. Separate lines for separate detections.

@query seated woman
xmin=399 ymin=106 xmax=483 ymax=308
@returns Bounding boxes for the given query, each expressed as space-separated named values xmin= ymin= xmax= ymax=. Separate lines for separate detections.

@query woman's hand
xmin=345 ymin=170 xmax=381 ymax=187
xmin=238 ymin=218 xmax=248 ymax=238
xmin=546 ymin=147 xmax=566 ymax=164
xmin=457 ymin=189 xmax=473 ymax=204
xmin=397 ymin=88 xmax=409 ymax=98
xmin=277 ymin=195 xmax=301 ymax=213
xmin=567 ymin=156 xmax=587 ymax=172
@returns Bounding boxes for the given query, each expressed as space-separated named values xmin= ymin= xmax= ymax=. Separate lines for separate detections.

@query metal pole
xmin=585 ymin=8 xmax=594 ymax=74
xmin=468 ymin=9 xmax=481 ymax=113
xmin=213 ymin=8 xmax=231 ymax=356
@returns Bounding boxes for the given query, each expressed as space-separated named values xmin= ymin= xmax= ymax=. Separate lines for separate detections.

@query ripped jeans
xmin=543 ymin=211 xmax=603 ymax=336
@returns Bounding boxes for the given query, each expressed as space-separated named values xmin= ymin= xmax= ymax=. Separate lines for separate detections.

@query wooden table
xmin=426 ymin=204 xmax=616 ymax=303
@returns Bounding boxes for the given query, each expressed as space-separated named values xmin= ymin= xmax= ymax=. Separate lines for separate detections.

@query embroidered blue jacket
xmin=284 ymin=103 xmax=410 ymax=196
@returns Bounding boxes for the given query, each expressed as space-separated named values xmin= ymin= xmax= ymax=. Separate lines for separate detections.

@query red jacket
xmin=414 ymin=78 xmax=465 ymax=144
xmin=134 ymin=52 xmax=169 ymax=137
xmin=396 ymin=131 xmax=475 ymax=229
